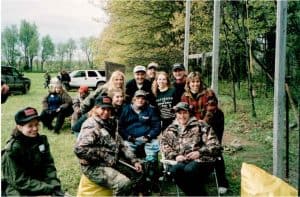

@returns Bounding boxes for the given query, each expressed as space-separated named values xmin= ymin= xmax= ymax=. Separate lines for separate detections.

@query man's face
xmin=95 ymin=107 xmax=112 ymax=120
xmin=133 ymin=96 xmax=146 ymax=108
xmin=134 ymin=71 xmax=146 ymax=85
xmin=176 ymin=110 xmax=190 ymax=126
xmin=206 ymin=105 xmax=217 ymax=113
xmin=147 ymin=68 xmax=156 ymax=79
xmin=173 ymin=69 xmax=185 ymax=80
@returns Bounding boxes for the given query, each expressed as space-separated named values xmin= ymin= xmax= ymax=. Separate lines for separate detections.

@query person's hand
xmin=186 ymin=151 xmax=200 ymax=160
xmin=134 ymin=162 xmax=143 ymax=173
xmin=175 ymin=155 xmax=186 ymax=162
xmin=128 ymin=136 xmax=136 ymax=143
xmin=56 ymin=107 xmax=61 ymax=112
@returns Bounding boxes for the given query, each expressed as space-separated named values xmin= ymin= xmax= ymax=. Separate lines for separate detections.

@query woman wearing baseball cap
xmin=1 ymin=107 xmax=64 ymax=196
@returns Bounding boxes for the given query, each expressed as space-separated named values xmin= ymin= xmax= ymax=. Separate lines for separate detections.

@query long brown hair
xmin=152 ymin=71 xmax=171 ymax=96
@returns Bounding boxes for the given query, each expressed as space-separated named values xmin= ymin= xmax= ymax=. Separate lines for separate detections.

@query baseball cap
xmin=95 ymin=96 xmax=113 ymax=108
xmin=147 ymin=62 xmax=158 ymax=69
xmin=134 ymin=90 xmax=148 ymax=97
xmin=133 ymin=65 xmax=146 ymax=73
xmin=15 ymin=107 xmax=40 ymax=125
xmin=173 ymin=102 xmax=190 ymax=112
xmin=172 ymin=63 xmax=185 ymax=71
xmin=78 ymin=85 xmax=89 ymax=93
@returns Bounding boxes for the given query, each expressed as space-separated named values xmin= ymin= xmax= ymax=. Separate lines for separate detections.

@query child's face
xmin=17 ymin=119 xmax=40 ymax=138
xmin=112 ymin=92 xmax=124 ymax=106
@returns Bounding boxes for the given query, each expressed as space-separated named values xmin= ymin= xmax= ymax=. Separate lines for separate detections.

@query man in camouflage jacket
xmin=74 ymin=96 xmax=143 ymax=196
xmin=160 ymin=102 xmax=222 ymax=196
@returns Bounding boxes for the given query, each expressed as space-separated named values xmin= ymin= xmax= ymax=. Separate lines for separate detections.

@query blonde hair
xmin=108 ymin=88 xmax=125 ymax=99
xmin=152 ymin=71 xmax=171 ymax=96
xmin=102 ymin=70 xmax=126 ymax=93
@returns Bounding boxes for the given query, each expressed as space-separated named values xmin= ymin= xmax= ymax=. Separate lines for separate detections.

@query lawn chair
xmin=159 ymin=154 xmax=221 ymax=197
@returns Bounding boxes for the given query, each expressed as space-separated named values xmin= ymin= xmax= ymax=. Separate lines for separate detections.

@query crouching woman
xmin=74 ymin=96 xmax=143 ymax=196
xmin=1 ymin=107 xmax=64 ymax=196
xmin=160 ymin=102 xmax=222 ymax=196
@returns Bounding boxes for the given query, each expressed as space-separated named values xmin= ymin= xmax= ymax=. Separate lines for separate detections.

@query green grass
xmin=1 ymin=73 xmax=299 ymax=196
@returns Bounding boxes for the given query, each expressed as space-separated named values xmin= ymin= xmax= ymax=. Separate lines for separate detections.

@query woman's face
xmin=113 ymin=75 xmax=124 ymax=88
xmin=17 ymin=119 xmax=40 ymax=138
xmin=95 ymin=107 xmax=111 ymax=120
xmin=112 ymin=92 xmax=124 ymax=106
xmin=189 ymin=78 xmax=201 ymax=93
xmin=176 ymin=110 xmax=190 ymax=126
xmin=157 ymin=74 xmax=168 ymax=89
xmin=55 ymin=86 xmax=63 ymax=93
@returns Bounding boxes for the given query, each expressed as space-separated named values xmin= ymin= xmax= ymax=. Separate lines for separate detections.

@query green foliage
xmin=41 ymin=35 xmax=55 ymax=70
xmin=19 ymin=20 xmax=39 ymax=70
xmin=1 ymin=25 xmax=20 ymax=66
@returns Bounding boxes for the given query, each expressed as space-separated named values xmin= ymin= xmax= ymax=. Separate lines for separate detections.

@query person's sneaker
xmin=218 ymin=187 xmax=228 ymax=195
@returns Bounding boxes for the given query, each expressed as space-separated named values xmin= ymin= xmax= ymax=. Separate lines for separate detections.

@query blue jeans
xmin=124 ymin=137 xmax=160 ymax=162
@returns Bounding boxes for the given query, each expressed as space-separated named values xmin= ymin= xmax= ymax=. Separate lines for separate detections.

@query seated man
xmin=71 ymin=85 xmax=90 ymax=128
xmin=118 ymin=90 xmax=161 ymax=193
xmin=40 ymin=83 xmax=73 ymax=134
xmin=160 ymin=102 xmax=222 ymax=196
xmin=74 ymin=96 xmax=143 ymax=196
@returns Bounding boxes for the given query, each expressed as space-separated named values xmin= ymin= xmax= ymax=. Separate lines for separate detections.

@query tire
xmin=22 ymin=83 xmax=30 ymax=94
xmin=96 ymin=82 xmax=105 ymax=89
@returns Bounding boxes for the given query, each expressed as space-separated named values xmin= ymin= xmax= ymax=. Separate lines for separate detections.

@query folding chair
xmin=159 ymin=154 xmax=221 ymax=197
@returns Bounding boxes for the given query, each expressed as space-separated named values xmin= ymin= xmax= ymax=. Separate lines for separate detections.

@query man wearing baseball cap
xmin=119 ymin=89 xmax=161 ymax=194
xmin=146 ymin=62 xmax=159 ymax=83
xmin=125 ymin=65 xmax=155 ymax=105
xmin=2 ymin=107 xmax=64 ymax=196
xmin=172 ymin=63 xmax=187 ymax=105
xmin=74 ymin=95 xmax=144 ymax=196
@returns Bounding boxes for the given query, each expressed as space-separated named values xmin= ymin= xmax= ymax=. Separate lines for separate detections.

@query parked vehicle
xmin=1 ymin=66 xmax=31 ymax=94
xmin=50 ymin=70 xmax=106 ymax=89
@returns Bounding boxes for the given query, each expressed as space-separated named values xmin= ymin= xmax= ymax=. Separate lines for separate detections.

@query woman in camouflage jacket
xmin=160 ymin=102 xmax=222 ymax=196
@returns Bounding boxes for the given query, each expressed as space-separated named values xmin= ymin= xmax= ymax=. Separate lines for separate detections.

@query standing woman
xmin=108 ymin=88 xmax=126 ymax=119
xmin=181 ymin=71 xmax=217 ymax=120
xmin=1 ymin=107 xmax=64 ymax=196
xmin=152 ymin=71 xmax=176 ymax=131
xmin=80 ymin=70 xmax=126 ymax=114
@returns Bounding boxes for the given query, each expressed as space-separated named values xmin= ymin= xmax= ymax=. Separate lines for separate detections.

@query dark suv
xmin=1 ymin=66 xmax=31 ymax=94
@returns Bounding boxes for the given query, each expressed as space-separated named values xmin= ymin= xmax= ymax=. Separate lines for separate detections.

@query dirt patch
xmin=222 ymin=130 xmax=256 ymax=146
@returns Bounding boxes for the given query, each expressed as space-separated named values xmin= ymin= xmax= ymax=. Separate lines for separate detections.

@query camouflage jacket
xmin=160 ymin=116 xmax=222 ymax=163
xmin=74 ymin=116 xmax=138 ymax=167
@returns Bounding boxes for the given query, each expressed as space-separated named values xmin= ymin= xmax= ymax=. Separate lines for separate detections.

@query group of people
xmin=1 ymin=62 xmax=229 ymax=196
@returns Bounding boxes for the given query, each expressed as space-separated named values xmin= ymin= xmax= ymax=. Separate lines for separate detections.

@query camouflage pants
xmin=81 ymin=164 xmax=144 ymax=196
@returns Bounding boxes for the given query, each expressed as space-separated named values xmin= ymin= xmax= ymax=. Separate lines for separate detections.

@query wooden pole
xmin=211 ymin=0 xmax=220 ymax=96
xmin=184 ymin=0 xmax=191 ymax=72
xmin=273 ymin=0 xmax=287 ymax=178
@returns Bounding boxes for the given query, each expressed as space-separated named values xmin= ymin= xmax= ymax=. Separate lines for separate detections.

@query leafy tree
xmin=19 ymin=20 xmax=39 ymax=71
xmin=41 ymin=35 xmax=55 ymax=71
xmin=80 ymin=36 xmax=96 ymax=67
xmin=66 ymin=38 xmax=76 ymax=68
xmin=1 ymin=25 xmax=20 ymax=67
xmin=56 ymin=43 xmax=68 ymax=70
